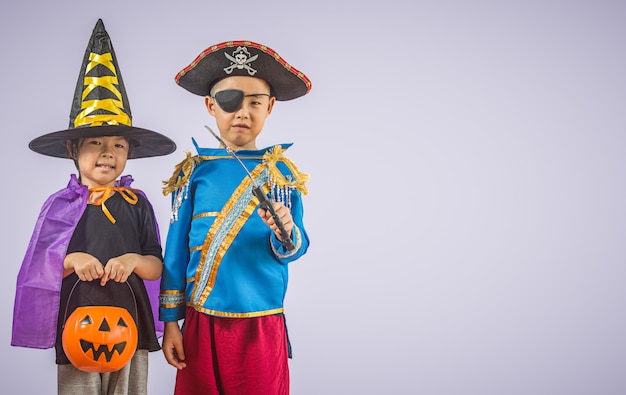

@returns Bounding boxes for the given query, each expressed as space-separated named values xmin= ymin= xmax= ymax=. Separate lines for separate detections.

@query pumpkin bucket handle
xmin=61 ymin=279 xmax=138 ymax=325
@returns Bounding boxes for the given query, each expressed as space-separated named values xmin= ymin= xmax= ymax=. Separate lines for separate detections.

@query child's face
xmin=205 ymin=76 xmax=275 ymax=150
xmin=71 ymin=136 xmax=129 ymax=188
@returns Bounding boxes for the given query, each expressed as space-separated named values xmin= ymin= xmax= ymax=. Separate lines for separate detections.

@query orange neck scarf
xmin=88 ymin=186 xmax=138 ymax=223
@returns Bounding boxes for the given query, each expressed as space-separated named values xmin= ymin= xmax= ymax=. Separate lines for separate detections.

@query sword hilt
xmin=252 ymin=186 xmax=296 ymax=251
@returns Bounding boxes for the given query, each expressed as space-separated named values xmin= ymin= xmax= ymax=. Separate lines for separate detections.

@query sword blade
xmin=204 ymin=125 xmax=296 ymax=251
xmin=204 ymin=125 xmax=256 ymax=183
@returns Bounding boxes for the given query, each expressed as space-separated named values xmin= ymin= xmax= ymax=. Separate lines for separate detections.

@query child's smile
xmin=96 ymin=162 xmax=116 ymax=170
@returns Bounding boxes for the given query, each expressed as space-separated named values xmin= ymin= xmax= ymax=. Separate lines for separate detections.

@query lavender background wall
xmin=1 ymin=1 xmax=625 ymax=394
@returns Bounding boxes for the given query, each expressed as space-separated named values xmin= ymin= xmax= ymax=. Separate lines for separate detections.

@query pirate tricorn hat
xmin=29 ymin=19 xmax=176 ymax=159
xmin=175 ymin=40 xmax=311 ymax=101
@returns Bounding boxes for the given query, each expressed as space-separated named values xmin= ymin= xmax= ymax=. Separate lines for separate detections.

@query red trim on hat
xmin=175 ymin=40 xmax=311 ymax=93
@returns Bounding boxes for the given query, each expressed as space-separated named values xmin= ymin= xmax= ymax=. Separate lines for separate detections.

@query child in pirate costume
xmin=11 ymin=20 xmax=176 ymax=395
xmin=160 ymin=41 xmax=311 ymax=394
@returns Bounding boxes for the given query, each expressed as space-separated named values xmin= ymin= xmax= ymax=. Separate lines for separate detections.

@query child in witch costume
xmin=160 ymin=41 xmax=311 ymax=394
xmin=11 ymin=20 xmax=176 ymax=394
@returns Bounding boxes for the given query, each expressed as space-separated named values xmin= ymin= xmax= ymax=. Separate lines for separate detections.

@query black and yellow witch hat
xmin=29 ymin=19 xmax=176 ymax=159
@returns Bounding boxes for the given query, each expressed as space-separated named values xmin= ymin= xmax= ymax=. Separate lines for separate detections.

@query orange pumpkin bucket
xmin=61 ymin=278 xmax=139 ymax=373
xmin=62 ymin=305 xmax=138 ymax=372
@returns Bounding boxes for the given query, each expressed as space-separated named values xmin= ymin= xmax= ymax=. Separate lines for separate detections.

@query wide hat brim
xmin=175 ymin=41 xmax=311 ymax=101
xmin=29 ymin=125 xmax=176 ymax=159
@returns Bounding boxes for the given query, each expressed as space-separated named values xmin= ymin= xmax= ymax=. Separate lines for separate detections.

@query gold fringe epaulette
xmin=263 ymin=145 xmax=310 ymax=195
xmin=162 ymin=151 xmax=200 ymax=196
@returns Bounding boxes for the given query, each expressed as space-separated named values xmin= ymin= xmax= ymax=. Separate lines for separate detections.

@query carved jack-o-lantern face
xmin=62 ymin=306 xmax=138 ymax=373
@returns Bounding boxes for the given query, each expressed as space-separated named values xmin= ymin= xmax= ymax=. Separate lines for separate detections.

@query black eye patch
xmin=213 ymin=89 xmax=244 ymax=113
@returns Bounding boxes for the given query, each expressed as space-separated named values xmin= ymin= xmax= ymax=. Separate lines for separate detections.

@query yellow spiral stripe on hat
xmin=74 ymin=53 xmax=132 ymax=128
xmin=263 ymin=145 xmax=309 ymax=195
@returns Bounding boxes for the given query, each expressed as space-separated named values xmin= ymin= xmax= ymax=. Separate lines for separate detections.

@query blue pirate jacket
xmin=159 ymin=139 xmax=309 ymax=321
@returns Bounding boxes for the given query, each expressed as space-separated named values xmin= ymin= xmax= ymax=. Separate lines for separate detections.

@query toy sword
xmin=204 ymin=125 xmax=296 ymax=251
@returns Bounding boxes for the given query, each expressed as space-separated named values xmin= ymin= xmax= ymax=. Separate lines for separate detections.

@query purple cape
xmin=12 ymin=174 xmax=163 ymax=349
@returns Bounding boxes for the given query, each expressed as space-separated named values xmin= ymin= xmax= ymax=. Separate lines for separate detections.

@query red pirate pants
xmin=174 ymin=308 xmax=290 ymax=395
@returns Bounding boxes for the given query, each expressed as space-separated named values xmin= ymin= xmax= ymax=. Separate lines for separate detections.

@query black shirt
xmin=55 ymin=191 xmax=162 ymax=364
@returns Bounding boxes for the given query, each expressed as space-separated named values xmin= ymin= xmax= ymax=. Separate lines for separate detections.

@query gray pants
xmin=57 ymin=350 xmax=148 ymax=395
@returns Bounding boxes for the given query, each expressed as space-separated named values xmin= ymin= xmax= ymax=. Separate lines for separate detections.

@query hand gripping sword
xmin=205 ymin=125 xmax=296 ymax=251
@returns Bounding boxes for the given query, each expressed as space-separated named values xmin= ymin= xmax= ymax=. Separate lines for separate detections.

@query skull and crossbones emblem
xmin=223 ymin=46 xmax=259 ymax=75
